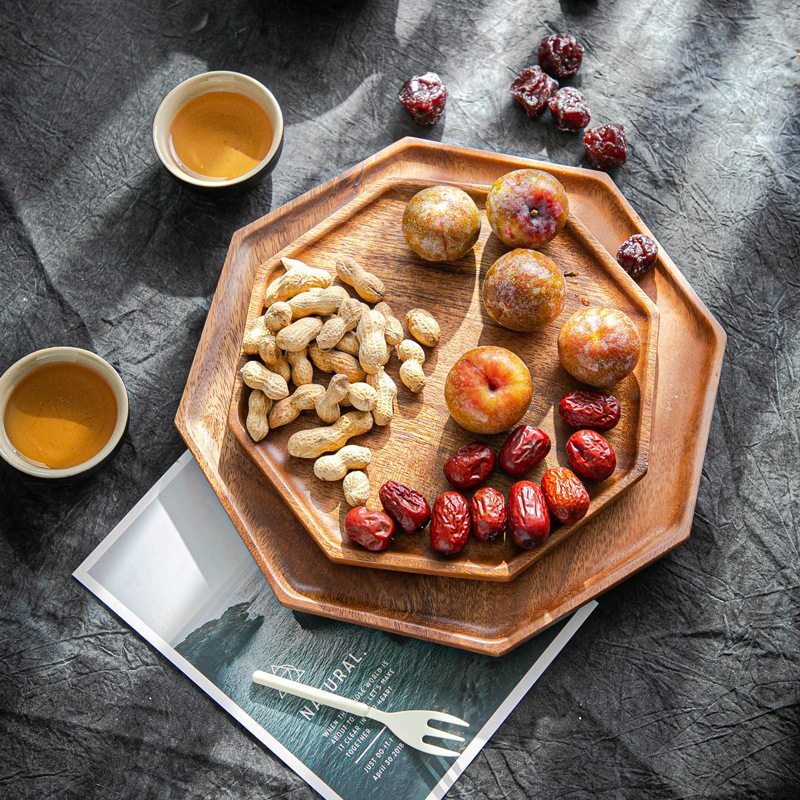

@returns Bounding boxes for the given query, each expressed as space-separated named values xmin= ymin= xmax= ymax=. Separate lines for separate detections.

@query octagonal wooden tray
xmin=176 ymin=138 xmax=725 ymax=656
xmin=227 ymin=177 xmax=658 ymax=580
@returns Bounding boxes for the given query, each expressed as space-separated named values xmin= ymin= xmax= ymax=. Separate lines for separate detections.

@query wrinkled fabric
xmin=1 ymin=1 xmax=798 ymax=798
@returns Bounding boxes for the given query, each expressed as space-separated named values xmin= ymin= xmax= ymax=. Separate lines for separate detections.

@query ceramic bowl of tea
xmin=153 ymin=71 xmax=284 ymax=195
xmin=0 ymin=347 xmax=129 ymax=479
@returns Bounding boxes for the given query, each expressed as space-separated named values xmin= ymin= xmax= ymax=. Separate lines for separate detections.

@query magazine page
xmin=74 ymin=452 xmax=596 ymax=800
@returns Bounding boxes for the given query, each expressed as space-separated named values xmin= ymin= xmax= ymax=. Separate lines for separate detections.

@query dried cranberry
xmin=559 ymin=390 xmax=621 ymax=431
xmin=398 ymin=72 xmax=447 ymax=125
xmin=566 ymin=430 xmax=616 ymax=482
xmin=510 ymin=66 xmax=558 ymax=117
xmin=583 ymin=124 xmax=628 ymax=170
xmin=616 ymin=234 xmax=659 ymax=280
xmin=379 ymin=480 xmax=431 ymax=533
xmin=443 ymin=442 xmax=496 ymax=489
xmin=548 ymin=87 xmax=591 ymax=132
xmin=538 ymin=33 xmax=584 ymax=79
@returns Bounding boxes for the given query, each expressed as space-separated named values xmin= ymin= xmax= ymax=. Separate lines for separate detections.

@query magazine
xmin=74 ymin=451 xmax=596 ymax=800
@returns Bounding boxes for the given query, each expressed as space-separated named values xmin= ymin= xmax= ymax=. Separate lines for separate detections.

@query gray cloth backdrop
xmin=1 ymin=1 xmax=798 ymax=797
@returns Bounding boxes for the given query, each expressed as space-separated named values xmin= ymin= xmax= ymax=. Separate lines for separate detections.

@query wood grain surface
xmin=227 ymin=177 xmax=658 ymax=580
xmin=176 ymin=138 xmax=726 ymax=656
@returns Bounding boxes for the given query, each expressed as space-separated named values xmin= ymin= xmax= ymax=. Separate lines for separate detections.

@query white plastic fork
xmin=252 ymin=669 xmax=469 ymax=757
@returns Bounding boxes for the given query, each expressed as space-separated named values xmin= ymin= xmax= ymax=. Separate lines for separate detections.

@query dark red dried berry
xmin=583 ymin=124 xmax=628 ymax=170
xmin=443 ymin=442 xmax=496 ymax=489
xmin=548 ymin=87 xmax=591 ymax=132
xmin=566 ymin=429 xmax=616 ymax=482
xmin=616 ymin=234 xmax=659 ymax=280
xmin=398 ymin=72 xmax=447 ymax=125
xmin=538 ymin=33 xmax=584 ymax=79
xmin=510 ymin=66 xmax=558 ymax=117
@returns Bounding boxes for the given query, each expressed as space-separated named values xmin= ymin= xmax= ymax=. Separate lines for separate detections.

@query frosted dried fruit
xmin=538 ymin=33 xmax=584 ymax=79
xmin=548 ymin=87 xmax=591 ymax=132
xmin=584 ymin=124 xmax=628 ymax=170
xmin=398 ymin=72 xmax=447 ymax=125
xmin=616 ymin=234 xmax=658 ymax=280
xmin=510 ymin=66 xmax=557 ymax=117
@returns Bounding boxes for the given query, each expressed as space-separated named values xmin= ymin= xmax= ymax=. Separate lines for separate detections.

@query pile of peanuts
xmin=240 ymin=254 xmax=440 ymax=506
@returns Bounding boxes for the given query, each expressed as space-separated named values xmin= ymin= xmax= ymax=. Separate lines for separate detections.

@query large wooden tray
xmin=227 ymin=177 xmax=658 ymax=580
xmin=176 ymin=138 xmax=726 ymax=656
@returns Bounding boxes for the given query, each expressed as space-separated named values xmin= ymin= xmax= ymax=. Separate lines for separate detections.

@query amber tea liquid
xmin=3 ymin=362 xmax=118 ymax=469
xmin=168 ymin=91 xmax=274 ymax=181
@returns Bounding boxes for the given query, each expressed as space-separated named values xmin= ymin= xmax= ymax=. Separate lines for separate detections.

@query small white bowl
xmin=153 ymin=70 xmax=284 ymax=193
xmin=0 ymin=348 xmax=129 ymax=479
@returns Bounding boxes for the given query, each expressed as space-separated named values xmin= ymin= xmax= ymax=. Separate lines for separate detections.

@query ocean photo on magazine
xmin=78 ymin=455 xmax=593 ymax=800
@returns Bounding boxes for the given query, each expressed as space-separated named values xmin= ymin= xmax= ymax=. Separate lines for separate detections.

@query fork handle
xmin=253 ymin=670 xmax=371 ymax=718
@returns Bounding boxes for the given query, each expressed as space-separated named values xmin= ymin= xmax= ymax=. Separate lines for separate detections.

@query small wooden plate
xmin=176 ymin=138 xmax=726 ymax=656
xmin=227 ymin=177 xmax=658 ymax=580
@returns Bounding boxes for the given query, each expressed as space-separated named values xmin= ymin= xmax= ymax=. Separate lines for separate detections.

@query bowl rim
xmin=152 ymin=70 xmax=284 ymax=188
xmin=0 ymin=347 xmax=130 ymax=478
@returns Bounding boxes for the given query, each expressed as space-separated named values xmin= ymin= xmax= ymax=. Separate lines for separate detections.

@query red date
xmin=379 ymin=480 xmax=431 ymax=533
xmin=470 ymin=487 xmax=506 ymax=542
xmin=443 ymin=442 xmax=496 ymax=489
xmin=566 ymin=429 xmax=616 ymax=481
xmin=559 ymin=390 xmax=620 ymax=431
xmin=344 ymin=507 xmax=395 ymax=551
xmin=507 ymin=481 xmax=550 ymax=549
xmin=499 ymin=426 xmax=551 ymax=476
xmin=541 ymin=467 xmax=590 ymax=524
xmin=430 ymin=492 xmax=470 ymax=554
